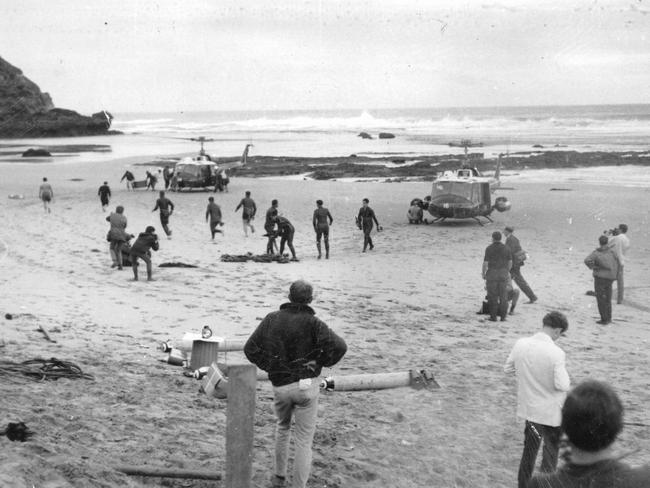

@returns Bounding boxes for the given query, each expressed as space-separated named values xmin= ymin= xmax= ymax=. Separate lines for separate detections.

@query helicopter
xmin=169 ymin=137 xmax=253 ymax=191
xmin=425 ymin=145 xmax=510 ymax=225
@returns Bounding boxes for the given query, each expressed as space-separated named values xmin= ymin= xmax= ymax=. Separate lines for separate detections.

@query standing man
xmin=106 ymin=205 xmax=129 ymax=270
xmin=608 ymin=224 xmax=630 ymax=304
xmin=357 ymin=198 xmax=381 ymax=253
xmin=584 ymin=234 xmax=619 ymax=325
xmin=313 ymin=199 xmax=333 ymax=259
xmin=205 ymin=196 xmax=223 ymax=240
xmin=244 ymin=280 xmax=347 ymax=488
xmin=162 ymin=166 xmax=172 ymax=190
xmin=504 ymin=311 xmax=571 ymax=488
xmin=482 ymin=231 xmax=512 ymax=322
xmin=235 ymin=190 xmax=256 ymax=237
xmin=265 ymin=199 xmax=279 ymax=254
xmin=528 ymin=380 xmax=650 ymax=488
xmin=98 ymin=181 xmax=111 ymax=212
xmin=152 ymin=190 xmax=175 ymax=239
xmin=129 ymin=226 xmax=159 ymax=281
xmin=120 ymin=170 xmax=135 ymax=191
xmin=276 ymin=215 xmax=298 ymax=262
xmin=503 ymin=226 xmax=537 ymax=304
xmin=38 ymin=177 xmax=54 ymax=213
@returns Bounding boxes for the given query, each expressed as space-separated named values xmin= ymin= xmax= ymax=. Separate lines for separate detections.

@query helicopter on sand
xmin=170 ymin=137 xmax=252 ymax=191
xmin=424 ymin=146 xmax=510 ymax=225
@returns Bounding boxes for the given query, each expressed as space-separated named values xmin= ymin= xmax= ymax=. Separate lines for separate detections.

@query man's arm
xmin=206 ymin=206 xmax=210 ymax=222
xmin=152 ymin=200 xmax=159 ymax=212
xmin=507 ymin=259 xmax=512 ymax=272
xmin=372 ymin=210 xmax=379 ymax=227
xmin=584 ymin=251 xmax=595 ymax=269
xmin=482 ymin=261 xmax=488 ymax=280
xmin=243 ymin=320 xmax=272 ymax=371
xmin=553 ymin=352 xmax=570 ymax=392
xmin=503 ymin=344 xmax=516 ymax=374
xmin=328 ymin=210 xmax=333 ymax=225
xmin=315 ymin=320 xmax=347 ymax=368
xmin=168 ymin=200 xmax=174 ymax=213
xmin=312 ymin=210 xmax=317 ymax=229
xmin=235 ymin=200 xmax=242 ymax=212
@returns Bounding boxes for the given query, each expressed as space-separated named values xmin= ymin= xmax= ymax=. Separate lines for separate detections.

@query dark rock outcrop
xmin=358 ymin=132 xmax=373 ymax=139
xmin=0 ymin=56 xmax=119 ymax=138
xmin=22 ymin=148 xmax=52 ymax=157
xmin=378 ymin=132 xmax=395 ymax=139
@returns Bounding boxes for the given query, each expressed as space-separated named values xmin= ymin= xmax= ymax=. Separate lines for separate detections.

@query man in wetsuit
xmin=38 ymin=177 xmax=54 ymax=213
xmin=265 ymin=199 xmax=279 ymax=254
xmin=120 ymin=170 xmax=135 ymax=191
xmin=152 ymin=190 xmax=174 ymax=238
xmin=98 ymin=181 xmax=111 ymax=211
xmin=276 ymin=215 xmax=298 ymax=261
xmin=235 ymin=190 xmax=256 ymax=237
xmin=357 ymin=198 xmax=380 ymax=253
xmin=205 ymin=196 xmax=223 ymax=240
xmin=313 ymin=199 xmax=333 ymax=259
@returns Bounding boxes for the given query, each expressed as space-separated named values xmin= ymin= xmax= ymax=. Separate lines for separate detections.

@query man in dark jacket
xmin=276 ymin=215 xmax=298 ymax=261
xmin=205 ymin=196 xmax=223 ymax=240
xmin=504 ymin=226 xmax=537 ymax=303
xmin=584 ymin=235 xmax=619 ymax=324
xmin=98 ymin=181 xmax=111 ymax=211
xmin=357 ymin=198 xmax=381 ymax=252
xmin=482 ymin=231 xmax=513 ymax=322
xmin=244 ymin=281 xmax=347 ymax=488
xmin=129 ymin=226 xmax=159 ymax=281
xmin=153 ymin=191 xmax=174 ymax=238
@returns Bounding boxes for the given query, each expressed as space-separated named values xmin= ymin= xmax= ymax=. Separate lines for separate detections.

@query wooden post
xmin=225 ymin=364 xmax=256 ymax=488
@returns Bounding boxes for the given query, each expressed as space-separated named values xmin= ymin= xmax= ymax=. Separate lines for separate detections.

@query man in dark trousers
xmin=152 ymin=190 xmax=174 ymax=239
xmin=528 ymin=380 xmax=650 ymax=488
xmin=205 ymin=196 xmax=223 ymax=240
xmin=313 ymin=199 xmax=333 ymax=259
xmin=584 ymin=234 xmax=619 ymax=324
xmin=504 ymin=311 xmax=570 ymax=488
xmin=276 ymin=215 xmax=298 ymax=262
xmin=265 ymin=199 xmax=279 ymax=254
xmin=357 ymin=198 xmax=381 ymax=253
xmin=244 ymin=280 xmax=347 ymax=488
xmin=482 ymin=231 xmax=512 ymax=321
xmin=129 ymin=226 xmax=159 ymax=281
xmin=503 ymin=226 xmax=537 ymax=304
xmin=235 ymin=190 xmax=257 ymax=237
xmin=98 ymin=181 xmax=111 ymax=211
xmin=120 ymin=170 xmax=135 ymax=190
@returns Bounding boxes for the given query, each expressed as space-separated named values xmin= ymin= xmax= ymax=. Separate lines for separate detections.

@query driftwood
xmin=117 ymin=466 xmax=221 ymax=480
xmin=37 ymin=325 xmax=56 ymax=343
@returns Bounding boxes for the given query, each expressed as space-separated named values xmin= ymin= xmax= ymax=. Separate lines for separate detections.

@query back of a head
xmin=246 ymin=191 xmax=251 ymax=196
xmin=272 ymin=199 xmax=278 ymax=205
xmin=116 ymin=205 xmax=124 ymax=214
xmin=492 ymin=231 xmax=502 ymax=242
xmin=145 ymin=226 xmax=156 ymax=233
xmin=208 ymin=196 xmax=214 ymax=202
xmin=599 ymin=235 xmax=609 ymax=246
xmin=618 ymin=224 xmax=628 ymax=234
xmin=561 ymin=380 xmax=623 ymax=452
xmin=542 ymin=311 xmax=569 ymax=334
xmin=289 ymin=280 xmax=313 ymax=304
xmin=316 ymin=199 xmax=323 ymax=206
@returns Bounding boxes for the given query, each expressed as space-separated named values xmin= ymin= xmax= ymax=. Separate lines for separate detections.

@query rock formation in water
xmin=0 ymin=55 xmax=119 ymax=137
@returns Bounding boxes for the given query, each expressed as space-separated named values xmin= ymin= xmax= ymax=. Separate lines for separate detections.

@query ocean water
xmin=2 ymin=104 xmax=650 ymax=164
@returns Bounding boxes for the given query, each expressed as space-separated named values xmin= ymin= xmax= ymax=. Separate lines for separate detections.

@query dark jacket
xmin=130 ymin=231 xmax=159 ymax=255
xmin=244 ymin=303 xmax=347 ymax=387
xmin=584 ymin=246 xmax=618 ymax=280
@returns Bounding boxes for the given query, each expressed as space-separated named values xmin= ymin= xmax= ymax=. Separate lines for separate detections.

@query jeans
xmin=518 ymin=421 xmax=561 ymax=488
xmin=594 ymin=277 xmax=613 ymax=322
xmin=273 ymin=379 xmax=320 ymax=488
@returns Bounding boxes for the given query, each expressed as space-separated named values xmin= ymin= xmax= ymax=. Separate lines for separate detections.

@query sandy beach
xmin=1 ymin=156 xmax=649 ymax=488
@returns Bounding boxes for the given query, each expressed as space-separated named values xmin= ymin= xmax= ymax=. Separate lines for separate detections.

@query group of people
xmin=504 ymin=311 xmax=648 ymax=488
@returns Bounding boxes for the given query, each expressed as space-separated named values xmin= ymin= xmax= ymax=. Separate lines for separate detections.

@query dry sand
xmin=0 ymin=157 xmax=649 ymax=487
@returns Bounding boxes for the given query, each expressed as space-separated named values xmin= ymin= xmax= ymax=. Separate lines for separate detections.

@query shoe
xmin=500 ymin=317 xmax=507 ymax=322
xmin=326 ymin=253 xmax=329 ymax=259
xmin=369 ymin=245 xmax=374 ymax=250
xmin=270 ymin=475 xmax=286 ymax=488
xmin=290 ymin=257 xmax=299 ymax=262
xmin=524 ymin=299 xmax=537 ymax=304
xmin=488 ymin=317 xmax=497 ymax=322
xmin=596 ymin=320 xmax=611 ymax=325
xmin=318 ymin=254 xmax=322 ymax=259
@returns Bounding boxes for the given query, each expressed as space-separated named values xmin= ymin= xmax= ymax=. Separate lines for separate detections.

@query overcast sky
xmin=1 ymin=0 xmax=648 ymax=114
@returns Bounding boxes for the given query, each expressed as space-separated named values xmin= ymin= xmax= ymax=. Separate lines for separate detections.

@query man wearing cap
xmin=607 ymin=224 xmax=630 ymax=304
xmin=503 ymin=226 xmax=537 ymax=304
xmin=244 ymin=280 xmax=347 ymax=488
xmin=129 ymin=226 xmax=159 ymax=281
xmin=482 ymin=231 xmax=512 ymax=321
xmin=504 ymin=311 xmax=571 ymax=488
xmin=312 ymin=199 xmax=333 ymax=259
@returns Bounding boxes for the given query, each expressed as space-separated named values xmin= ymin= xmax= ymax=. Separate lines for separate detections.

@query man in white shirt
xmin=504 ymin=311 xmax=571 ymax=488
xmin=608 ymin=224 xmax=630 ymax=304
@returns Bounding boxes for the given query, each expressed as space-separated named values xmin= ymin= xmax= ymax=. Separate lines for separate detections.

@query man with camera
xmin=606 ymin=224 xmax=630 ymax=304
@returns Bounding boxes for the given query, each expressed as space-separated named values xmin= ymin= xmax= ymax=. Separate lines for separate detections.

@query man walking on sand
xmin=129 ymin=226 xmax=159 ymax=281
xmin=313 ymin=199 xmax=333 ymax=259
xmin=528 ymin=380 xmax=650 ymax=488
xmin=205 ymin=196 xmax=223 ymax=240
xmin=265 ymin=199 xmax=279 ymax=254
xmin=98 ymin=181 xmax=111 ymax=212
xmin=106 ymin=205 xmax=129 ymax=270
xmin=503 ymin=226 xmax=537 ymax=304
xmin=357 ymin=198 xmax=381 ymax=253
xmin=482 ymin=231 xmax=512 ymax=322
xmin=584 ymin=234 xmax=619 ymax=325
xmin=244 ymin=280 xmax=347 ymax=488
xmin=235 ymin=190 xmax=256 ymax=237
xmin=504 ymin=311 xmax=570 ymax=488
xmin=39 ymin=177 xmax=53 ymax=213
xmin=152 ymin=190 xmax=174 ymax=239
xmin=607 ymin=224 xmax=630 ymax=304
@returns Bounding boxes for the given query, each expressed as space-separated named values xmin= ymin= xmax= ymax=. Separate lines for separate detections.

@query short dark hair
xmin=618 ymin=224 xmax=628 ymax=234
xmin=272 ymin=199 xmax=278 ymax=205
xmin=599 ymin=235 xmax=609 ymax=246
xmin=316 ymin=199 xmax=323 ymax=205
xmin=145 ymin=226 xmax=156 ymax=233
xmin=362 ymin=198 xmax=369 ymax=204
xmin=245 ymin=191 xmax=251 ymax=196
xmin=289 ymin=280 xmax=313 ymax=304
xmin=542 ymin=311 xmax=569 ymax=333
xmin=208 ymin=196 xmax=214 ymax=202
xmin=561 ymin=380 xmax=623 ymax=452
xmin=492 ymin=231 xmax=502 ymax=241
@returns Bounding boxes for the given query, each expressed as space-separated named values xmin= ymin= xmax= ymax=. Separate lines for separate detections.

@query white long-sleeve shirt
xmin=504 ymin=332 xmax=570 ymax=426
xmin=608 ymin=233 xmax=630 ymax=266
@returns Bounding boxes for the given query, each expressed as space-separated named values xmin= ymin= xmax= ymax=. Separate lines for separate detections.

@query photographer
xmin=129 ymin=226 xmax=159 ymax=281
xmin=606 ymin=224 xmax=630 ymax=304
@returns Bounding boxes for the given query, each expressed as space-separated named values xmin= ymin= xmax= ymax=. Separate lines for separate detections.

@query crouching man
xmin=129 ymin=225 xmax=159 ymax=281
xmin=244 ymin=280 xmax=347 ymax=488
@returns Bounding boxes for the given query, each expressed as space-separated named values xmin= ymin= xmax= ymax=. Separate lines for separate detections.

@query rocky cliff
xmin=0 ymin=56 xmax=118 ymax=137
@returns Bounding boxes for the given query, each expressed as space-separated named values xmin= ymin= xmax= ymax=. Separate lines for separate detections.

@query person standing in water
xmin=312 ymin=200 xmax=333 ymax=259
